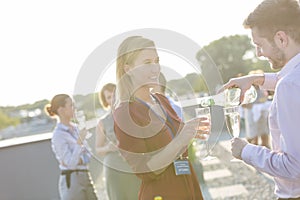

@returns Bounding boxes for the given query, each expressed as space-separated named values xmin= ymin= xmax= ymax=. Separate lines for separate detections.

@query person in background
xmin=152 ymin=73 xmax=184 ymax=120
xmin=222 ymin=0 xmax=300 ymax=199
xmin=45 ymin=94 xmax=97 ymax=200
xmin=95 ymin=83 xmax=141 ymax=200
xmin=242 ymin=70 xmax=270 ymax=148
xmin=113 ymin=36 xmax=207 ymax=200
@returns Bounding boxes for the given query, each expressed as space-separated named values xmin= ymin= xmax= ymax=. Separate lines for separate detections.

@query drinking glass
xmin=223 ymin=106 xmax=241 ymax=162
xmin=195 ymin=107 xmax=216 ymax=161
xmin=75 ymin=110 xmax=92 ymax=139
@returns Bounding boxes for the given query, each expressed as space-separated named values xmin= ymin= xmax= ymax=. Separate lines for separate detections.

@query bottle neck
xmin=199 ymin=86 xmax=257 ymax=107
xmin=199 ymin=92 xmax=224 ymax=107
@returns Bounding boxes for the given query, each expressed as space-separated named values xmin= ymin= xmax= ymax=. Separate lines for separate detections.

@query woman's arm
xmin=95 ymin=121 xmax=115 ymax=156
xmin=147 ymin=118 xmax=207 ymax=174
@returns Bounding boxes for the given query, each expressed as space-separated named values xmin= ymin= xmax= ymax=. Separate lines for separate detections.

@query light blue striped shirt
xmin=51 ymin=122 xmax=91 ymax=170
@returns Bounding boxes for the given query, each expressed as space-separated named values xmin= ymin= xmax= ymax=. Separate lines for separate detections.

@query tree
xmin=0 ymin=109 xmax=20 ymax=129
xmin=167 ymin=73 xmax=208 ymax=97
xmin=196 ymin=34 xmax=271 ymax=83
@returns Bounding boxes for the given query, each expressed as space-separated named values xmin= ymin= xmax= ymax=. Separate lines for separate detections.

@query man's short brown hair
xmin=243 ymin=0 xmax=300 ymax=43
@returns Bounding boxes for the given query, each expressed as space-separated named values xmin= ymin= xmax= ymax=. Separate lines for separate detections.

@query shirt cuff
xmin=261 ymin=73 xmax=277 ymax=90
xmin=241 ymin=143 xmax=257 ymax=164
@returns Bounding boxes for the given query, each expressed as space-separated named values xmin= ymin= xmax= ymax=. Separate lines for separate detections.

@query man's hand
xmin=231 ymin=137 xmax=248 ymax=160
xmin=218 ymin=74 xmax=264 ymax=103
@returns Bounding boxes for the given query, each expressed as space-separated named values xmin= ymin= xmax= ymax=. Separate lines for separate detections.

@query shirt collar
xmin=57 ymin=122 xmax=72 ymax=133
xmin=278 ymin=52 xmax=300 ymax=79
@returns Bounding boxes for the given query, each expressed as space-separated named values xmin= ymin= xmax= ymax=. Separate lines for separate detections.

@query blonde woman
xmin=113 ymin=36 xmax=207 ymax=200
xmin=95 ymin=83 xmax=140 ymax=200
xmin=45 ymin=94 xmax=97 ymax=200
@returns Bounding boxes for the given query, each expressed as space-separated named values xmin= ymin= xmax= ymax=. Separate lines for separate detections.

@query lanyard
xmin=135 ymin=95 xmax=176 ymax=139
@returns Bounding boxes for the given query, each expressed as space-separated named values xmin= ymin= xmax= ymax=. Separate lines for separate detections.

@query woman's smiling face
xmin=128 ymin=48 xmax=161 ymax=90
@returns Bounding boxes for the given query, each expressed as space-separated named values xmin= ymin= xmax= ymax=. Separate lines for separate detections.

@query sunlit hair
xmin=243 ymin=0 xmax=300 ymax=43
xmin=158 ymin=73 xmax=167 ymax=94
xmin=44 ymin=94 xmax=70 ymax=117
xmin=99 ymin=83 xmax=116 ymax=109
xmin=115 ymin=36 xmax=156 ymax=105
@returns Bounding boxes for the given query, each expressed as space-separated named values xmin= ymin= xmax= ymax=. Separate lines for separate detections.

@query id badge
xmin=173 ymin=160 xmax=191 ymax=175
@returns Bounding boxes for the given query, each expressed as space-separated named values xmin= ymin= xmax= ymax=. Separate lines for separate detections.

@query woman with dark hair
xmin=45 ymin=94 xmax=97 ymax=200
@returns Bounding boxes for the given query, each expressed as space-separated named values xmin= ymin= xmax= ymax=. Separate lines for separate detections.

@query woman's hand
xmin=195 ymin=117 xmax=211 ymax=140
xmin=180 ymin=117 xmax=211 ymax=142
xmin=77 ymin=128 xmax=88 ymax=145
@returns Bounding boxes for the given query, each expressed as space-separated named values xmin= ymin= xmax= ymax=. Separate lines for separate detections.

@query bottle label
xmin=199 ymin=97 xmax=215 ymax=107
xmin=209 ymin=99 xmax=215 ymax=106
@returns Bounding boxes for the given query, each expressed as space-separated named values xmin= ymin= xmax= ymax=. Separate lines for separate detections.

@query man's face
xmin=251 ymin=27 xmax=287 ymax=70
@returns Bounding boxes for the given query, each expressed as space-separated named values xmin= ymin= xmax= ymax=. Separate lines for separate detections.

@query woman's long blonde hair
xmin=115 ymin=36 xmax=156 ymax=105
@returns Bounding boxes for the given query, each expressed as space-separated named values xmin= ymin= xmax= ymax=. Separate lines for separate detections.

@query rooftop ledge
xmin=0 ymin=132 xmax=53 ymax=148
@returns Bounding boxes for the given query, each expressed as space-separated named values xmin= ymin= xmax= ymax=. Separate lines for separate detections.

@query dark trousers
xmin=61 ymin=169 xmax=88 ymax=188
xmin=278 ymin=197 xmax=300 ymax=200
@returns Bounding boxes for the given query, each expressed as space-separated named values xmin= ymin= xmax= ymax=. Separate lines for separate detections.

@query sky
xmin=0 ymin=0 xmax=263 ymax=107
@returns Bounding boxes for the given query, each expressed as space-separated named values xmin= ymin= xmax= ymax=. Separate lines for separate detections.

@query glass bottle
xmin=199 ymin=85 xmax=257 ymax=107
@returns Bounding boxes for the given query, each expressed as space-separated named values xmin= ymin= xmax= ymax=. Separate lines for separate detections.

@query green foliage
xmin=166 ymin=34 xmax=276 ymax=97
xmin=0 ymin=99 xmax=51 ymax=130
xmin=0 ymin=94 xmax=102 ymax=130
xmin=0 ymin=109 xmax=20 ymax=129
xmin=196 ymin=34 xmax=272 ymax=82
xmin=251 ymin=58 xmax=276 ymax=73
xmin=185 ymin=73 xmax=208 ymax=93
xmin=167 ymin=73 xmax=208 ymax=96
xmin=73 ymin=93 xmax=102 ymax=119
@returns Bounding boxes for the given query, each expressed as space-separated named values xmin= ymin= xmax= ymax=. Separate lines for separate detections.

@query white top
xmin=252 ymin=101 xmax=271 ymax=122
